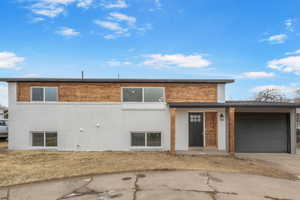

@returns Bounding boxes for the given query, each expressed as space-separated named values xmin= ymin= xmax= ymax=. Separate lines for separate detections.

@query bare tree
xmin=255 ymin=88 xmax=288 ymax=102
xmin=294 ymin=89 xmax=300 ymax=103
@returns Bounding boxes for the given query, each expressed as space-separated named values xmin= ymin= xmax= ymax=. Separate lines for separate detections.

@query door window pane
xmin=190 ymin=114 xmax=201 ymax=122
xmin=144 ymin=88 xmax=164 ymax=102
xmin=45 ymin=87 xmax=58 ymax=101
xmin=131 ymin=132 xmax=145 ymax=146
xmin=123 ymin=88 xmax=143 ymax=102
xmin=46 ymin=132 xmax=57 ymax=147
xmin=147 ymin=132 xmax=161 ymax=146
xmin=32 ymin=88 xmax=44 ymax=101
xmin=32 ymin=132 xmax=44 ymax=146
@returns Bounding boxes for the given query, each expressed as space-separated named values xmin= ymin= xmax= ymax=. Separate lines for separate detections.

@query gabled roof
xmin=0 ymin=78 xmax=234 ymax=84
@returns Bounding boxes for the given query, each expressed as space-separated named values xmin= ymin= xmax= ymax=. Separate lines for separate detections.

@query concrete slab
xmin=0 ymin=189 xmax=8 ymax=199
xmin=64 ymin=194 xmax=98 ymax=200
xmin=3 ymin=171 xmax=300 ymax=200
xmin=136 ymin=190 xmax=212 ymax=200
xmin=138 ymin=171 xmax=213 ymax=192
xmin=87 ymin=173 xmax=135 ymax=192
xmin=66 ymin=191 xmax=134 ymax=200
xmin=209 ymin=172 xmax=300 ymax=200
xmin=9 ymin=177 xmax=91 ymax=200
xmin=215 ymin=193 xmax=266 ymax=200
xmin=236 ymin=152 xmax=300 ymax=177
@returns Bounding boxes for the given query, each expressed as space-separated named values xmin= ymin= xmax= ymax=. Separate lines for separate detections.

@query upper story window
xmin=122 ymin=87 xmax=164 ymax=102
xmin=31 ymin=87 xmax=58 ymax=102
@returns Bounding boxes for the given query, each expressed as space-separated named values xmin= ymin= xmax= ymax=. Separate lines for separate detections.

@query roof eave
xmin=0 ymin=78 xmax=235 ymax=84
xmin=168 ymin=102 xmax=300 ymax=108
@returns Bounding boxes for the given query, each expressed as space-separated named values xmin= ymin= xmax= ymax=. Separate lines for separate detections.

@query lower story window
xmin=131 ymin=132 xmax=161 ymax=147
xmin=32 ymin=131 xmax=57 ymax=147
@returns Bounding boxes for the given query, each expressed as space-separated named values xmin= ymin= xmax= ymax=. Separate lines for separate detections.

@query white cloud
xmin=239 ymin=72 xmax=275 ymax=79
xmin=20 ymin=73 xmax=42 ymax=78
xmin=43 ymin=0 xmax=76 ymax=4
xmin=94 ymin=20 xmax=132 ymax=39
xmin=105 ymin=60 xmax=132 ymax=66
xmin=56 ymin=27 xmax=80 ymax=36
xmin=154 ymin=0 xmax=162 ymax=8
xmin=285 ymin=18 xmax=294 ymax=32
xmin=94 ymin=20 xmax=125 ymax=32
xmin=77 ymin=0 xmax=93 ymax=8
xmin=261 ymin=34 xmax=288 ymax=44
xmin=103 ymin=34 xmax=117 ymax=40
xmin=102 ymin=0 xmax=128 ymax=9
xmin=32 ymin=17 xmax=45 ymax=22
xmin=136 ymin=23 xmax=152 ymax=33
xmin=0 ymin=84 xmax=8 ymax=106
xmin=29 ymin=0 xmax=72 ymax=18
xmin=149 ymin=0 xmax=162 ymax=11
xmin=24 ymin=0 xmax=88 ymax=18
xmin=143 ymin=54 xmax=211 ymax=68
xmin=285 ymin=49 xmax=300 ymax=55
xmin=31 ymin=5 xmax=64 ymax=18
xmin=0 ymin=52 xmax=25 ymax=69
xmin=268 ymin=55 xmax=300 ymax=74
xmin=108 ymin=12 xmax=136 ymax=24
xmin=93 ymin=3 xmax=150 ymax=39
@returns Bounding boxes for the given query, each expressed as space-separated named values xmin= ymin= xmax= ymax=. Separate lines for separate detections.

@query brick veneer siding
xmin=17 ymin=82 xmax=218 ymax=103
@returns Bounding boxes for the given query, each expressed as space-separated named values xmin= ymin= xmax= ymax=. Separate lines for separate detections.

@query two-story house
xmin=0 ymin=78 xmax=298 ymax=153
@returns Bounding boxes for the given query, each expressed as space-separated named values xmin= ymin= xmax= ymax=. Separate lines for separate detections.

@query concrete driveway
xmin=0 ymin=170 xmax=299 ymax=200
xmin=236 ymin=148 xmax=300 ymax=178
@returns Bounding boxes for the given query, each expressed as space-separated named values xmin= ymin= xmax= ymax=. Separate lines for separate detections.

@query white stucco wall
xmin=217 ymin=84 xmax=225 ymax=103
xmin=8 ymin=83 xmax=170 ymax=151
xmin=217 ymin=110 xmax=226 ymax=151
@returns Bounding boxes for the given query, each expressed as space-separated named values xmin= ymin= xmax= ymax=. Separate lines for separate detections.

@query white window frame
xmin=30 ymin=86 xmax=59 ymax=103
xmin=121 ymin=87 xmax=165 ymax=103
xmin=296 ymin=113 xmax=300 ymax=129
xmin=130 ymin=131 xmax=162 ymax=149
xmin=31 ymin=131 xmax=58 ymax=149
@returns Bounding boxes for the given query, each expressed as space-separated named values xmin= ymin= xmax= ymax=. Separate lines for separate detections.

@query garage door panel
xmin=236 ymin=113 xmax=289 ymax=153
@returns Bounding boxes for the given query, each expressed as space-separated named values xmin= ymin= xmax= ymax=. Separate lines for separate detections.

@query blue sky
xmin=1 ymin=0 xmax=300 ymax=105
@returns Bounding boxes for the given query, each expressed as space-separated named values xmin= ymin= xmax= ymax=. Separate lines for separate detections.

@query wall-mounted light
xmin=79 ymin=128 xmax=84 ymax=132
xmin=96 ymin=123 xmax=100 ymax=128
xmin=220 ymin=113 xmax=225 ymax=121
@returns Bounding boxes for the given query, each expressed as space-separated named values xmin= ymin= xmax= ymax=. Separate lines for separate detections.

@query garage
xmin=236 ymin=113 xmax=290 ymax=153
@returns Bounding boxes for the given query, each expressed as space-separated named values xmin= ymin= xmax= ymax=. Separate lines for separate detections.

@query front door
xmin=189 ymin=112 xmax=204 ymax=147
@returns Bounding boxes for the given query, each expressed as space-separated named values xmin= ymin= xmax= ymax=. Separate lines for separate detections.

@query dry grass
xmin=0 ymin=148 xmax=297 ymax=187
xmin=0 ymin=141 xmax=7 ymax=148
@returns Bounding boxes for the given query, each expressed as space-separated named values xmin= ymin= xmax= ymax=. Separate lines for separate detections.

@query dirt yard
xmin=0 ymin=142 xmax=297 ymax=187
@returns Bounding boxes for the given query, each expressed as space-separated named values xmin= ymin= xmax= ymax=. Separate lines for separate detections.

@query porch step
xmin=176 ymin=149 xmax=229 ymax=156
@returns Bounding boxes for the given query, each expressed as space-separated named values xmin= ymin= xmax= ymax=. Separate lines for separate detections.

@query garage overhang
xmin=168 ymin=101 xmax=299 ymax=154
xmin=168 ymin=101 xmax=300 ymax=108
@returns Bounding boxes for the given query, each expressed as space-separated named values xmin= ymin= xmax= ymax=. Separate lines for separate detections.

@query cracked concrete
xmin=0 ymin=171 xmax=299 ymax=200
xmin=236 ymin=150 xmax=300 ymax=179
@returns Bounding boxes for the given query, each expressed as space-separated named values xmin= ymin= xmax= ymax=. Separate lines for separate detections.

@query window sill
xmin=130 ymin=146 xmax=163 ymax=151
xmin=31 ymin=147 xmax=58 ymax=150
xmin=122 ymin=103 xmax=167 ymax=110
